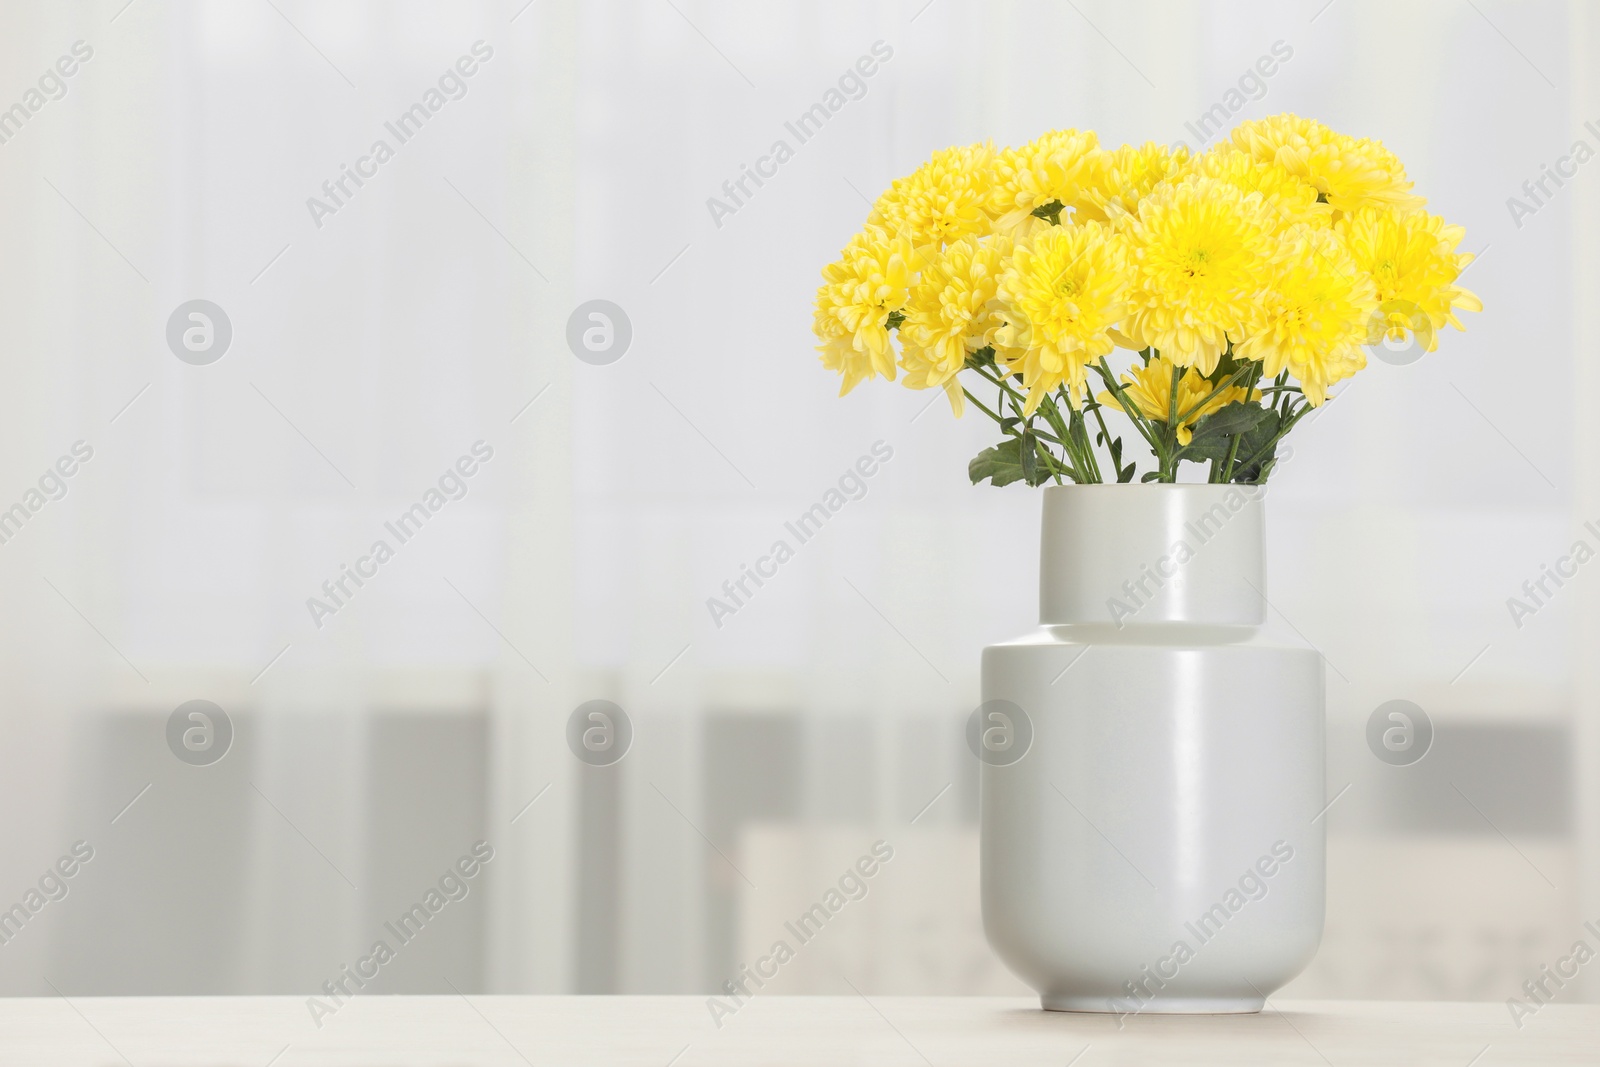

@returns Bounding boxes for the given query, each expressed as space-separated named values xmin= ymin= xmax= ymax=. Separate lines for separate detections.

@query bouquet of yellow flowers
xmin=812 ymin=114 xmax=1481 ymax=485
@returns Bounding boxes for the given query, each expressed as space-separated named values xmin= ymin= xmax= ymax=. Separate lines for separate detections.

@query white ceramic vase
xmin=979 ymin=484 xmax=1324 ymax=1015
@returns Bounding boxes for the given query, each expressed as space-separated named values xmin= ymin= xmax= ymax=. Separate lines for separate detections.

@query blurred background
xmin=0 ymin=0 xmax=1594 ymax=1005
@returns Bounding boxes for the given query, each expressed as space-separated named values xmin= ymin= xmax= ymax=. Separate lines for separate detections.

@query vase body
xmin=980 ymin=484 xmax=1324 ymax=1015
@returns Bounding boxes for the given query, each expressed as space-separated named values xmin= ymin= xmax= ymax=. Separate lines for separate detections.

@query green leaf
xmin=1228 ymin=409 xmax=1285 ymax=483
xmin=1042 ymin=464 xmax=1075 ymax=486
xmin=1019 ymin=429 xmax=1039 ymax=485
xmin=1182 ymin=436 xmax=1232 ymax=462
xmin=1193 ymin=400 xmax=1270 ymax=439
xmin=1207 ymin=349 xmax=1245 ymax=385
xmin=1102 ymin=433 xmax=1137 ymax=483
xmin=968 ymin=439 xmax=1026 ymax=487
xmin=969 ymin=434 xmax=1064 ymax=488
xmin=1030 ymin=200 xmax=1065 ymax=225
xmin=1247 ymin=456 xmax=1280 ymax=483
xmin=1181 ymin=401 xmax=1270 ymax=462
xmin=1140 ymin=470 xmax=1164 ymax=483
xmin=886 ymin=310 xmax=905 ymax=329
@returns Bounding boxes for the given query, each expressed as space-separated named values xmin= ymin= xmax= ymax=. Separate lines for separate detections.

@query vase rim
xmin=1040 ymin=482 xmax=1267 ymax=494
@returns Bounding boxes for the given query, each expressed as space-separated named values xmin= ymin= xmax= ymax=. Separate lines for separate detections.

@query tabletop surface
xmin=4 ymin=994 xmax=1595 ymax=1065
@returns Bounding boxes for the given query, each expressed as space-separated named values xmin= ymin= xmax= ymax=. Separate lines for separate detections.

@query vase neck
xmin=1038 ymin=485 xmax=1266 ymax=631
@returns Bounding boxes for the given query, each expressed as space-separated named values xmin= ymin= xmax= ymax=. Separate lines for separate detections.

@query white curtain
xmin=0 ymin=0 xmax=575 ymax=993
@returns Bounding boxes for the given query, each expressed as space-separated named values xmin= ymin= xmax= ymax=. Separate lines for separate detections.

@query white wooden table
xmin=7 ymin=995 xmax=1595 ymax=1065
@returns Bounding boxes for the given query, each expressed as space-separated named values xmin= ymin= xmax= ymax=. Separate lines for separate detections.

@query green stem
xmin=1015 ymin=390 xmax=1071 ymax=485
xmin=1219 ymin=433 xmax=1244 ymax=483
xmin=962 ymin=384 xmax=1067 ymax=446
xmin=968 ymin=359 xmax=1087 ymax=483
xmin=1085 ymin=393 xmax=1122 ymax=481
xmin=1038 ymin=389 xmax=1097 ymax=483
xmin=968 ymin=374 xmax=1078 ymax=483
xmin=1068 ymin=385 xmax=1107 ymax=483
xmin=971 ymin=366 xmax=1076 ymax=468
xmin=1033 ymin=392 xmax=1083 ymax=481
xmin=1030 ymin=429 xmax=1069 ymax=485
xmin=969 ymin=363 xmax=1031 ymax=412
xmin=1092 ymin=358 xmax=1162 ymax=452
xmin=961 ymin=386 xmax=1009 ymax=428
xmin=1067 ymin=398 xmax=1102 ymax=482
xmin=1218 ymin=363 xmax=1266 ymax=482
xmin=1230 ymin=395 xmax=1312 ymax=482
xmin=961 ymin=385 xmax=1070 ymax=485
xmin=998 ymin=380 xmax=1068 ymax=485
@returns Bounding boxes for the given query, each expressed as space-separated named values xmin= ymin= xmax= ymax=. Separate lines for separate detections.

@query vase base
xmin=1041 ymin=995 xmax=1265 ymax=1015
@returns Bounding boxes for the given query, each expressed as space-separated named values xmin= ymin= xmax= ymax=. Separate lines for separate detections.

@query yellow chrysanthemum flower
xmin=1096 ymin=355 xmax=1262 ymax=445
xmin=898 ymin=236 xmax=1014 ymax=415
xmin=1234 ymin=225 xmax=1377 ymax=406
xmin=1337 ymin=206 xmax=1482 ymax=351
xmin=1186 ymin=144 xmax=1331 ymax=229
xmin=1079 ymin=141 xmax=1191 ymax=223
xmin=988 ymin=128 xmax=1105 ymax=239
xmin=1229 ymin=113 xmax=1424 ymax=216
xmin=993 ymin=221 xmax=1129 ymax=414
xmin=1116 ymin=177 xmax=1277 ymax=374
xmin=867 ymin=142 xmax=996 ymax=250
xmin=813 ymin=225 xmax=923 ymax=395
